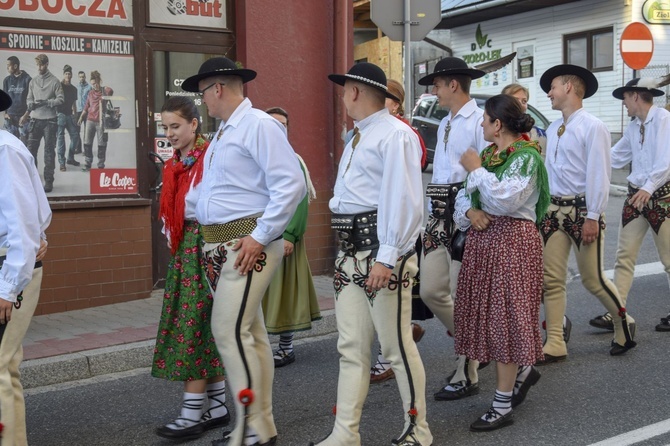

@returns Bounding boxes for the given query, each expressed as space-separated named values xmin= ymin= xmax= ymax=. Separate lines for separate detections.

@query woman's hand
xmin=459 ymin=148 xmax=482 ymax=172
xmin=466 ymin=208 xmax=494 ymax=231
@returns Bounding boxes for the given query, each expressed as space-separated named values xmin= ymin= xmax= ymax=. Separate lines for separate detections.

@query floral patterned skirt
xmin=454 ymin=216 xmax=544 ymax=366
xmin=151 ymin=221 xmax=225 ymax=381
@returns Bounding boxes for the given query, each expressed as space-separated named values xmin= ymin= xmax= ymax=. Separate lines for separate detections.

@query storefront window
xmin=152 ymin=52 xmax=219 ymax=161
xmin=1 ymin=27 xmax=137 ymax=197
xmin=564 ymin=27 xmax=613 ymax=72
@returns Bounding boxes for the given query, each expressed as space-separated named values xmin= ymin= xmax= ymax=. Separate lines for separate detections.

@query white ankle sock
xmin=514 ymin=366 xmax=531 ymax=395
xmin=205 ymin=381 xmax=228 ymax=419
xmin=168 ymin=392 xmax=205 ymax=429
xmin=245 ymin=427 xmax=260 ymax=446
xmin=490 ymin=389 xmax=513 ymax=417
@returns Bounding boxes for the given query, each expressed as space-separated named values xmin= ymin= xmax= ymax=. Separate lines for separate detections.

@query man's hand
xmin=283 ymin=240 xmax=294 ymax=257
xmin=365 ymin=263 xmax=393 ymax=292
xmin=232 ymin=236 xmax=265 ymax=275
xmin=36 ymin=239 xmax=48 ymax=261
xmin=459 ymin=148 xmax=482 ymax=172
xmin=630 ymin=190 xmax=651 ymax=212
xmin=0 ymin=299 xmax=13 ymax=324
xmin=582 ymin=218 xmax=599 ymax=245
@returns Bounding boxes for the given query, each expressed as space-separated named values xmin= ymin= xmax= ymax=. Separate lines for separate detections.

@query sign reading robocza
xmin=149 ymin=0 xmax=227 ymax=29
xmin=0 ymin=0 xmax=132 ymax=27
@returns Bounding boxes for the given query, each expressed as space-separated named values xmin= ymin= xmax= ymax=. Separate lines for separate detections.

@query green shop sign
xmin=642 ymin=0 xmax=670 ymax=24
xmin=463 ymin=24 xmax=502 ymax=64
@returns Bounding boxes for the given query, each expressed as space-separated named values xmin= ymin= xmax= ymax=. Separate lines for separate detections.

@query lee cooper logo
xmin=90 ymin=168 xmax=138 ymax=194
xmin=167 ymin=0 xmax=222 ymax=17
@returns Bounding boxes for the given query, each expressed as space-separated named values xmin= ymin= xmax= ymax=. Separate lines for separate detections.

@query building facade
xmin=0 ymin=0 xmax=349 ymax=314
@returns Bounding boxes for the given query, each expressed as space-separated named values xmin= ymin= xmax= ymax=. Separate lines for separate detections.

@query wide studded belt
xmin=426 ymin=182 xmax=463 ymax=219
xmin=202 ymin=217 xmax=258 ymax=244
xmin=629 ymin=180 xmax=670 ymax=200
xmin=550 ymin=194 xmax=586 ymax=207
xmin=331 ymin=211 xmax=379 ymax=255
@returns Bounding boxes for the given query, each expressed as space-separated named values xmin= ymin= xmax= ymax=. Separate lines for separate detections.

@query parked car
xmin=411 ymin=94 xmax=551 ymax=170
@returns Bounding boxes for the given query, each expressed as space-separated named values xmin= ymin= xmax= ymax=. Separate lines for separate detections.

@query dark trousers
xmin=27 ymin=118 xmax=58 ymax=183
xmin=56 ymin=113 xmax=81 ymax=165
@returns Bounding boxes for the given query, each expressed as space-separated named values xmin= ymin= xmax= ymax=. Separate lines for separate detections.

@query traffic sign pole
xmin=404 ymin=0 xmax=412 ymax=117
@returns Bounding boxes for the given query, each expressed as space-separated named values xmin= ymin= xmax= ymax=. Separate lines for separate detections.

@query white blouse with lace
xmin=454 ymin=151 xmax=540 ymax=230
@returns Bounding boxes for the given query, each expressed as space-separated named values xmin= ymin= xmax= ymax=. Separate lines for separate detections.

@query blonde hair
xmin=560 ymin=75 xmax=586 ymax=99
xmin=502 ymin=83 xmax=529 ymax=100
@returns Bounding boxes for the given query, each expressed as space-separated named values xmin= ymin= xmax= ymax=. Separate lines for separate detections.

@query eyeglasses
xmin=198 ymin=82 xmax=222 ymax=95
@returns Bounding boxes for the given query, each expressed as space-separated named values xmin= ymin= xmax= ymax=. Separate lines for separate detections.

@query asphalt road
xmin=24 ymin=180 xmax=670 ymax=446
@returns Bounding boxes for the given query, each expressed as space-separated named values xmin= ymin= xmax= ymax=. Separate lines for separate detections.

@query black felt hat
xmin=612 ymin=78 xmax=665 ymax=100
xmin=540 ymin=64 xmax=598 ymax=99
xmin=181 ymin=57 xmax=257 ymax=92
xmin=0 ymin=89 xmax=12 ymax=112
xmin=417 ymin=57 xmax=486 ymax=86
xmin=328 ymin=62 xmax=400 ymax=101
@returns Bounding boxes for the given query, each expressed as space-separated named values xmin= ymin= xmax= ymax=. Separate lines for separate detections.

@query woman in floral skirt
xmin=454 ymin=94 xmax=550 ymax=432
xmin=152 ymin=96 xmax=228 ymax=441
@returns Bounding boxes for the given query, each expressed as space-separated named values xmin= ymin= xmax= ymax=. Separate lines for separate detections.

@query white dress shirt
xmin=431 ymin=99 xmax=488 ymax=185
xmin=330 ymin=108 xmax=424 ymax=266
xmin=611 ymin=105 xmax=670 ymax=194
xmin=195 ymin=98 xmax=306 ymax=246
xmin=454 ymin=152 xmax=541 ymax=229
xmin=544 ymin=108 xmax=611 ymax=220
xmin=0 ymin=130 xmax=52 ymax=302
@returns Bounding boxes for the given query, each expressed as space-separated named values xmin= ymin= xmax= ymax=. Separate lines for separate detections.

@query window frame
xmin=563 ymin=26 xmax=614 ymax=72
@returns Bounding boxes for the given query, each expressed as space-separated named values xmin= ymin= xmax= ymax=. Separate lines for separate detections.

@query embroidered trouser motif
xmin=317 ymin=252 xmax=432 ymax=446
xmin=203 ymin=238 xmax=283 ymax=446
xmin=541 ymin=204 xmax=633 ymax=357
xmin=615 ymin=190 xmax=670 ymax=307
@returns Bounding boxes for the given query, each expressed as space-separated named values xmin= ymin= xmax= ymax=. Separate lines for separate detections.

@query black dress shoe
xmin=470 ymin=408 xmax=514 ymax=432
xmin=511 ymin=366 xmax=541 ymax=408
xmin=589 ymin=312 xmax=614 ymax=331
xmin=66 ymin=159 xmax=81 ymax=166
xmin=212 ymin=432 xmax=277 ymax=446
xmin=200 ymin=410 xmax=231 ymax=431
xmin=155 ymin=422 xmax=204 ymax=440
xmin=535 ymin=353 xmax=566 ymax=366
xmin=563 ymin=315 xmax=573 ymax=343
xmin=610 ymin=339 xmax=637 ymax=356
xmin=434 ymin=381 xmax=479 ymax=400
xmin=274 ymin=349 xmax=295 ymax=368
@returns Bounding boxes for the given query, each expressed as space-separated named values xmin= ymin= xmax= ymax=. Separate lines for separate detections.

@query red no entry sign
xmin=620 ymin=22 xmax=654 ymax=70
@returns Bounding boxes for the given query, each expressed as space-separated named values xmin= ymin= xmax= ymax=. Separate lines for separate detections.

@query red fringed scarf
xmin=159 ymin=135 xmax=208 ymax=255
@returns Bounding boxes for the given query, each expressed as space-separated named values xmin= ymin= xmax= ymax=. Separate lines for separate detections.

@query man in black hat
xmin=538 ymin=64 xmax=636 ymax=363
xmin=56 ymin=64 xmax=81 ymax=172
xmin=0 ymin=87 xmax=51 ymax=446
xmin=310 ymin=62 xmax=430 ymax=446
xmin=588 ymin=78 xmax=670 ymax=333
xmin=181 ymin=57 xmax=305 ymax=446
xmin=416 ymin=57 xmax=488 ymax=401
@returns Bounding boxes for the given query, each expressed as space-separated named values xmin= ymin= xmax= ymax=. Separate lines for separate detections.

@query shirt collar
xmin=354 ymin=108 xmax=389 ymax=132
xmin=449 ymin=98 xmax=479 ymax=120
xmin=223 ymin=97 xmax=253 ymax=129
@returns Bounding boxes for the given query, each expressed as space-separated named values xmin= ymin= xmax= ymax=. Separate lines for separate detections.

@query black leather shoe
xmin=535 ymin=353 xmax=566 ymax=366
xmin=155 ymin=422 xmax=204 ymax=440
xmin=274 ymin=349 xmax=296 ymax=368
xmin=213 ymin=432 xmax=277 ymax=446
xmin=512 ymin=366 xmax=541 ymax=408
xmin=200 ymin=410 xmax=231 ymax=431
xmin=656 ymin=313 xmax=670 ymax=332
xmin=434 ymin=381 xmax=479 ymax=400
xmin=470 ymin=408 xmax=514 ymax=432
xmin=610 ymin=339 xmax=637 ymax=356
xmin=563 ymin=315 xmax=572 ymax=343
xmin=589 ymin=312 xmax=614 ymax=331
xmin=66 ymin=159 xmax=81 ymax=166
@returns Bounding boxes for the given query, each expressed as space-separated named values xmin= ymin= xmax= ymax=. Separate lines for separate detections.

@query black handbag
xmin=450 ymin=228 xmax=468 ymax=262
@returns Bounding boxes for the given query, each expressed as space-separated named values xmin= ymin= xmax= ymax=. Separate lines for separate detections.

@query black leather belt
xmin=550 ymin=194 xmax=586 ymax=207
xmin=426 ymin=182 xmax=463 ymax=220
xmin=331 ymin=211 xmax=379 ymax=255
xmin=629 ymin=181 xmax=670 ymax=200
xmin=0 ymin=255 xmax=42 ymax=270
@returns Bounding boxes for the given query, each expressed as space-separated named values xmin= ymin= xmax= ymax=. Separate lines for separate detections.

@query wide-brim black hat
xmin=0 ymin=89 xmax=12 ymax=112
xmin=417 ymin=57 xmax=485 ymax=86
xmin=540 ymin=64 xmax=598 ymax=99
xmin=181 ymin=57 xmax=256 ymax=92
xmin=328 ymin=62 xmax=400 ymax=102
xmin=612 ymin=78 xmax=665 ymax=100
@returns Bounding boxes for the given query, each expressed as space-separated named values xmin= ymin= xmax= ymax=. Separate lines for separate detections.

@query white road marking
xmin=587 ymin=418 xmax=670 ymax=446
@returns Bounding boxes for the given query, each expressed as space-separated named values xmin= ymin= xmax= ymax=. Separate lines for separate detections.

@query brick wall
xmin=304 ymin=191 xmax=337 ymax=275
xmin=36 ymin=201 xmax=153 ymax=315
